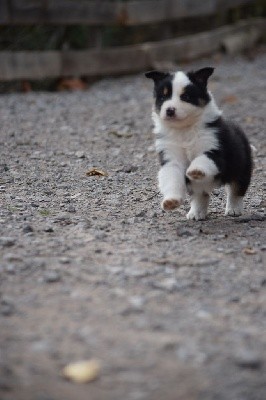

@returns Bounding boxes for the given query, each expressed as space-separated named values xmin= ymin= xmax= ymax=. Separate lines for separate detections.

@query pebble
xmin=75 ymin=150 xmax=85 ymax=158
xmin=44 ymin=226 xmax=54 ymax=233
xmin=120 ymin=165 xmax=138 ymax=173
xmin=128 ymin=296 xmax=146 ymax=309
xmin=43 ymin=271 xmax=61 ymax=283
xmin=152 ymin=278 xmax=177 ymax=292
xmin=124 ymin=268 xmax=150 ymax=278
xmin=176 ymin=228 xmax=196 ymax=237
xmin=3 ymin=253 xmax=22 ymax=262
xmin=67 ymin=205 xmax=76 ymax=213
xmin=135 ymin=210 xmax=146 ymax=217
xmin=59 ymin=257 xmax=71 ymax=264
xmin=234 ymin=349 xmax=263 ymax=369
xmin=0 ymin=237 xmax=16 ymax=247
xmin=5 ymin=264 xmax=16 ymax=274
xmin=0 ymin=300 xmax=15 ymax=316
xmin=22 ymin=225 xmax=34 ymax=233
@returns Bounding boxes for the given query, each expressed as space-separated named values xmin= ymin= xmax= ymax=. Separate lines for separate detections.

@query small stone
xmin=0 ymin=237 xmax=16 ymax=247
xmin=135 ymin=210 xmax=146 ymax=217
xmin=75 ymin=151 xmax=85 ymax=159
xmin=3 ymin=253 xmax=22 ymax=262
xmin=22 ymin=225 xmax=34 ymax=233
xmin=31 ymin=340 xmax=51 ymax=353
xmin=0 ymin=377 xmax=12 ymax=392
xmin=234 ymin=350 xmax=263 ymax=369
xmin=67 ymin=205 xmax=76 ymax=213
xmin=124 ymin=268 xmax=150 ymax=278
xmin=120 ymin=165 xmax=138 ymax=173
xmin=177 ymin=228 xmax=195 ymax=237
xmin=0 ymin=300 xmax=15 ymax=316
xmin=44 ymin=271 xmax=61 ymax=283
xmin=59 ymin=257 xmax=71 ymax=264
xmin=95 ymin=232 xmax=107 ymax=240
xmin=106 ymin=266 xmax=123 ymax=274
xmin=5 ymin=264 xmax=16 ymax=274
xmin=128 ymin=296 xmax=146 ymax=309
xmin=44 ymin=226 xmax=54 ymax=233
xmin=152 ymin=278 xmax=177 ymax=292
xmin=229 ymin=296 xmax=240 ymax=302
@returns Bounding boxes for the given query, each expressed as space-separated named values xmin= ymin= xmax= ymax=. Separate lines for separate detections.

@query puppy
xmin=145 ymin=67 xmax=252 ymax=220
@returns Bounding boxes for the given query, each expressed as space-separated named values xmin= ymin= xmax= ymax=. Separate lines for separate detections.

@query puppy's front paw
xmin=186 ymin=168 xmax=206 ymax=181
xmin=162 ymin=198 xmax=182 ymax=211
xmin=186 ymin=208 xmax=207 ymax=221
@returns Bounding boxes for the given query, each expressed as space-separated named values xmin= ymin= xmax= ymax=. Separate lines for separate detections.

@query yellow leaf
xmin=221 ymin=94 xmax=238 ymax=104
xmin=86 ymin=168 xmax=108 ymax=177
xmin=243 ymin=248 xmax=257 ymax=255
xmin=62 ymin=359 xmax=101 ymax=383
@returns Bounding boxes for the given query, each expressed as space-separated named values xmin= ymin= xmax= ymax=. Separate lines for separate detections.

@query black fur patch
xmin=205 ymin=117 xmax=252 ymax=196
xmin=180 ymin=83 xmax=211 ymax=107
xmin=187 ymin=68 xmax=214 ymax=87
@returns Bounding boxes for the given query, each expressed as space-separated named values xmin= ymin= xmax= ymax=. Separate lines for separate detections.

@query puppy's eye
xmin=181 ymin=93 xmax=190 ymax=102
xmin=159 ymin=87 xmax=168 ymax=100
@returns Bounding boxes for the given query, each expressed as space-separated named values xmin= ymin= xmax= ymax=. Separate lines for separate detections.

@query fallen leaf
xmin=21 ymin=81 xmax=32 ymax=92
xmin=57 ymin=78 xmax=86 ymax=91
xmin=86 ymin=168 xmax=108 ymax=177
xmin=244 ymin=116 xmax=255 ymax=124
xmin=108 ymin=131 xmax=132 ymax=138
xmin=62 ymin=359 xmax=100 ymax=383
xmin=221 ymin=94 xmax=238 ymax=104
xmin=243 ymin=247 xmax=257 ymax=255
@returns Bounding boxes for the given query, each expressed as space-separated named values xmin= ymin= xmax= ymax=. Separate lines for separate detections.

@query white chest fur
xmin=153 ymin=114 xmax=218 ymax=166
xmin=152 ymin=98 xmax=221 ymax=166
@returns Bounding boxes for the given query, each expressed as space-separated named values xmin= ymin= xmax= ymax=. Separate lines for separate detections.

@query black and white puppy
xmin=145 ymin=67 xmax=252 ymax=220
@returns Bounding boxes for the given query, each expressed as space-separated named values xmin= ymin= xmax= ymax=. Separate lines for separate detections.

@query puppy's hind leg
xmin=225 ymin=183 xmax=244 ymax=216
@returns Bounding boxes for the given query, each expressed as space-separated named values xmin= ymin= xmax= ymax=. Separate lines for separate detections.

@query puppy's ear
xmin=145 ymin=70 xmax=169 ymax=83
xmin=188 ymin=67 xmax=214 ymax=87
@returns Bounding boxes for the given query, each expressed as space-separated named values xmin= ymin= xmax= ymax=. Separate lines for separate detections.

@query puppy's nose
xmin=166 ymin=107 xmax=176 ymax=117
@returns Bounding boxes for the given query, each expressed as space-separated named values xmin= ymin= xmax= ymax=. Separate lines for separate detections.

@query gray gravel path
xmin=0 ymin=49 xmax=265 ymax=400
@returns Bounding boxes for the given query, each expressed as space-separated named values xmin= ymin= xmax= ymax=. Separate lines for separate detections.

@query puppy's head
xmin=145 ymin=67 xmax=214 ymax=128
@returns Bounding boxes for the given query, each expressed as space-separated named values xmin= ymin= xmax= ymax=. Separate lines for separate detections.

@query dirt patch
xmin=0 ymin=49 xmax=265 ymax=400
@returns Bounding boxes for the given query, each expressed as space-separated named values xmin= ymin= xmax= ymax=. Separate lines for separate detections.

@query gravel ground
xmin=0 ymin=49 xmax=265 ymax=400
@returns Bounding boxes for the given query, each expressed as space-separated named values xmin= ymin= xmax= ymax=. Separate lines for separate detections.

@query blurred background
xmin=0 ymin=0 xmax=265 ymax=91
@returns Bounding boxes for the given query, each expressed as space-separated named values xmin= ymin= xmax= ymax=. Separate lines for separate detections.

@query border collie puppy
xmin=145 ymin=67 xmax=252 ymax=220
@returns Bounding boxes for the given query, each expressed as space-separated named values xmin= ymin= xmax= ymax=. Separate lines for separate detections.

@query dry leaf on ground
xmin=108 ymin=131 xmax=132 ymax=138
xmin=221 ymin=94 xmax=239 ymax=104
xmin=57 ymin=78 xmax=86 ymax=91
xmin=243 ymin=248 xmax=257 ymax=255
xmin=62 ymin=359 xmax=101 ymax=383
xmin=86 ymin=168 xmax=108 ymax=177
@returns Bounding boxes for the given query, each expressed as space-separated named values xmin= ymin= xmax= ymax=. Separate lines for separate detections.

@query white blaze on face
xmin=159 ymin=71 xmax=201 ymax=125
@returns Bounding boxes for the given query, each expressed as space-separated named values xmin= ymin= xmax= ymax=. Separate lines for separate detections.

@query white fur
xmin=187 ymin=193 xmax=210 ymax=221
xmin=186 ymin=154 xmax=219 ymax=181
xmin=152 ymin=71 xmax=223 ymax=219
xmin=225 ymin=185 xmax=243 ymax=216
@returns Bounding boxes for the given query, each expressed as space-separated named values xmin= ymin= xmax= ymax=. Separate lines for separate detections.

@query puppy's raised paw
xmin=162 ymin=198 xmax=182 ymax=211
xmin=186 ymin=169 xmax=206 ymax=181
